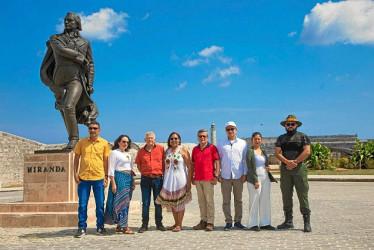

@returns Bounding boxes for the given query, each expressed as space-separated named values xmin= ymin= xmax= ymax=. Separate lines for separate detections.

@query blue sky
xmin=0 ymin=0 xmax=373 ymax=144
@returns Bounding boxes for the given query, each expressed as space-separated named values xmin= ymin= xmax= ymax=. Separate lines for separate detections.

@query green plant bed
xmin=307 ymin=169 xmax=374 ymax=175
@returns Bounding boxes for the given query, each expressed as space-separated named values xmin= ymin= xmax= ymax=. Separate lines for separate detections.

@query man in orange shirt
xmin=135 ymin=132 xmax=166 ymax=233
xmin=73 ymin=121 xmax=110 ymax=238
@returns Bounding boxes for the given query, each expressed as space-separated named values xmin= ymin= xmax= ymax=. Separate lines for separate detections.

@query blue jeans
xmin=140 ymin=175 xmax=163 ymax=227
xmin=78 ymin=179 xmax=105 ymax=229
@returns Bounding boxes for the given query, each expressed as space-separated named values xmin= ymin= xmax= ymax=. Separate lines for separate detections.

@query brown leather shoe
xmin=193 ymin=220 xmax=207 ymax=230
xmin=205 ymin=223 xmax=214 ymax=231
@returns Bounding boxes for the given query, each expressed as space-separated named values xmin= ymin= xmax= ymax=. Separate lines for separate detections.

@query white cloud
xmin=175 ymin=81 xmax=187 ymax=90
xmin=143 ymin=13 xmax=150 ymax=20
xmin=219 ymin=81 xmax=231 ymax=87
xmin=245 ymin=57 xmax=256 ymax=64
xmin=202 ymin=69 xmax=219 ymax=84
xmin=170 ymin=51 xmax=179 ymax=61
xmin=198 ymin=45 xmax=224 ymax=57
xmin=202 ymin=66 xmax=240 ymax=84
xmin=300 ymin=0 xmax=374 ymax=45
xmin=288 ymin=31 xmax=297 ymax=37
xmin=183 ymin=58 xmax=208 ymax=67
xmin=334 ymin=74 xmax=350 ymax=81
xmin=218 ymin=56 xmax=232 ymax=64
xmin=56 ymin=8 xmax=129 ymax=42
xmin=219 ymin=66 xmax=240 ymax=78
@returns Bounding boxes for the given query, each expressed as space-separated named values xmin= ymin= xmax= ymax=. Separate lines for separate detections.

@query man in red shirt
xmin=135 ymin=132 xmax=166 ymax=233
xmin=191 ymin=129 xmax=220 ymax=231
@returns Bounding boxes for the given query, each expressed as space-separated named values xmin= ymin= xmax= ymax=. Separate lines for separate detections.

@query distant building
xmin=243 ymin=134 xmax=357 ymax=157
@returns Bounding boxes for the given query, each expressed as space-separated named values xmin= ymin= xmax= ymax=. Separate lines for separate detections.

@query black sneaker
xmin=234 ymin=222 xmax=247 ymax=230
xmin=138 ymin=225 xmax=148 ymax=233
xmin=74 ymin=228 xmax=86 ymax=238
xmin=249 ymin=226 xmax=261 ymax=232
xmin=260 ymin=225 xmax=276 ymax=230
xmin=157 ymin=225 xmax=167 ymax=231
xmin=96 ymin=226 xmax=108 ymax=235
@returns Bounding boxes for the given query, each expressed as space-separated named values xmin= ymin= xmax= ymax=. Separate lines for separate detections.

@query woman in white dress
xmin=156 ymin=132 xmax=192 ymax=232
xmin=246 ymin=132 xmax=277 ymax=231
xmin=104 ymin=135 xmax=136 ymax=234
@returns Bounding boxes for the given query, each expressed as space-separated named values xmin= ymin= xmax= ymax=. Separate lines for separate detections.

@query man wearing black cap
xmin=274 ymin=115 xmax=312 ymax=232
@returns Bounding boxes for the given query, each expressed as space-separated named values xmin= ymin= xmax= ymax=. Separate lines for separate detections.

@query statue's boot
xmin=62 ymin=108 xmax=79 ymax=150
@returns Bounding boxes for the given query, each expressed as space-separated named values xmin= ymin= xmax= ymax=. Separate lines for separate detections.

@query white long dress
xmin=156 ymin=146 xmax=192 ymax=212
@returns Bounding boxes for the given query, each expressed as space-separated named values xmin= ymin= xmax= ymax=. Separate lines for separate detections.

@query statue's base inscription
xmin=24 ymin=152 xmax=77 ymax=202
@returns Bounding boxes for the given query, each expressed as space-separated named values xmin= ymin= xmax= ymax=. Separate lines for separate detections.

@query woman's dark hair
xmin=167 ymin=132 xmax=182 ymax=149
xmin=112 ymin=135 xmax=132 ymax=151
xmin=251 ymin=132 xmax=262 ymax=139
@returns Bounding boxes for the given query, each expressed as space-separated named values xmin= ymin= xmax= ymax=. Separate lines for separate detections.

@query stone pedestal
xmin=0 ymin=151 xmax=140 ymax=227
xmin=23 ymin=152 xmax=77 ymax=202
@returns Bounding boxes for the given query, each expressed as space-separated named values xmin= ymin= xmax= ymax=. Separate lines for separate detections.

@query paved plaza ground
xmin=1 ymin=181 xmax=374 ymax=249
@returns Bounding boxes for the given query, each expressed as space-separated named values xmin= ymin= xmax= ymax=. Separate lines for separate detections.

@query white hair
xmin=145 ymin=131 xmax=155 ymax=139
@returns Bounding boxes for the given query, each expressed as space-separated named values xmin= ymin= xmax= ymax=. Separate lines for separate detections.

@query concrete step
xmin=0 ymin=200 xmax=140 ymax=228
xmin=0 ymin=211 xmax=80 ymax=227
xmin=0 ymin=202 xmax=79 ymax=213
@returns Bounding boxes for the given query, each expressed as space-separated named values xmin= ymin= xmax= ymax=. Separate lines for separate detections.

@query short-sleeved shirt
xmin=191 ymin=143 xmax=219 ymax=181
xmin=275 ymin=131 xmax=311 ymax=160
xmin=135 ymin=144 xmax=165 ymax=175
xmin=74 ymin=136 xmax=110 ymax=181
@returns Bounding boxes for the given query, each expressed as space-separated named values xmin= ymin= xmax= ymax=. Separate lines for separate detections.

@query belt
xmin=119 ymin=170 xmax=132 ymax=174
xmin=142 ymin=174 xmax=162 ymax=178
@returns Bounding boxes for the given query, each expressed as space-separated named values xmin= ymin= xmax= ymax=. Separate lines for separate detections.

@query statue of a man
xmin=40 ymin=12 xmax=98 ymax=149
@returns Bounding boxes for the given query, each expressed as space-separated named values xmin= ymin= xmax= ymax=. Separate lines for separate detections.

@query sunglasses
xmin=286 ymin=123 xmax=296 ymax=127
xmin=198 ymin=135 xmax=207 ymax=138
xmin=121 ymin=140 xmax=129 ymax=144
xmin=88 ymin=127 xmax=99 ymax=130
xmin=226 ymin=128 xmax=235 ymax=132
xmin=170 ymin=137 xmax=179 ymax=141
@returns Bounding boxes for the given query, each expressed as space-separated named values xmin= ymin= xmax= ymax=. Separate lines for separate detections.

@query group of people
xmin=72 ymin=114 xmax=312 ymax=238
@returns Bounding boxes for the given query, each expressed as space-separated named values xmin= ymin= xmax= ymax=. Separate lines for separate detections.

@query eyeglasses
xmin=121 ymin=141 xmax=129 ymax=144
xmin=226 ymin=128 xmax=235 ymax=132
xmin=170 ymin=137 xmax=179 ymax=141
xmin=286 ymin=123 xmax=296 ymax=127
xmin=198 ymin=135 xmax=207 ymax=138
xmin=88 ymin=127 xmax=99 ymax=130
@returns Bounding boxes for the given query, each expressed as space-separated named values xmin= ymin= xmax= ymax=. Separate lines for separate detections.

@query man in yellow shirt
xmin=73 ymin=121 xmax=110 ymax=238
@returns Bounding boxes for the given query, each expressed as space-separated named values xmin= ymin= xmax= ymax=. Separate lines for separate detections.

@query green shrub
xmin=364 ymin=158 xmax=374 ymax=169
xmin=306 ymin=142 xmax=331 ymax=170
xmin=351 ymin=139 xmax=374 ymax=169
xmin=325 ymin=158 xmax=337 ymax=171
xmin=339 ymin=158 xmax=350 ymax=169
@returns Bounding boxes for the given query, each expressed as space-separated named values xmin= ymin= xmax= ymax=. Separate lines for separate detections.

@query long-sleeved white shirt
xmin=217 ymin=137 xmax=247 ymax=179
xmin=108 ymin=149 xmax=133 ymax=177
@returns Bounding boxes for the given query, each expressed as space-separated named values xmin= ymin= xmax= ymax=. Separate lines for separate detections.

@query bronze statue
xmin=40 ymin=12 xmax=98 ymax=150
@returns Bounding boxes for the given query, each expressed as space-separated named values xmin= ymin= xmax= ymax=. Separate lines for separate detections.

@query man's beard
xmin=286 ymin=128 xmax=297 ymax=136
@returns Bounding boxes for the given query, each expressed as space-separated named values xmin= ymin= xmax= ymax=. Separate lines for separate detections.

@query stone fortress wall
xmin=0 ymin=130 xmax=359 ymax=188
xmin=243 ymin=134 xmax=358 ymax=156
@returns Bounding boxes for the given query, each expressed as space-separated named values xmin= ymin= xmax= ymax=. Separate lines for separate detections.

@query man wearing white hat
xmin=217 ymin=121 xmax=248 ymax=230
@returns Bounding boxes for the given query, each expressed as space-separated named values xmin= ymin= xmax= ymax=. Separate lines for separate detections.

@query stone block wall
xmin=0 ymin=132 xmax=45 ymax=187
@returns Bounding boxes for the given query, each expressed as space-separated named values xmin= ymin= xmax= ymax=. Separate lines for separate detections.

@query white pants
xmin=247 ymin=167 xmax=271 ymax=227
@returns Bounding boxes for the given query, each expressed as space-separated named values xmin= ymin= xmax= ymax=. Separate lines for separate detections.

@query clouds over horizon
xmin=183 ymin=45 xmax=240 ymax=87
xmin=300 ymin=0 xmax=374 ymax=45
xmin=56 ymin=8 xmax=129 ymax=42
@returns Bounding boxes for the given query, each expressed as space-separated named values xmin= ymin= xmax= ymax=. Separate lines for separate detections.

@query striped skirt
xmin=104 ymin=171 xmax=132 ymax=228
